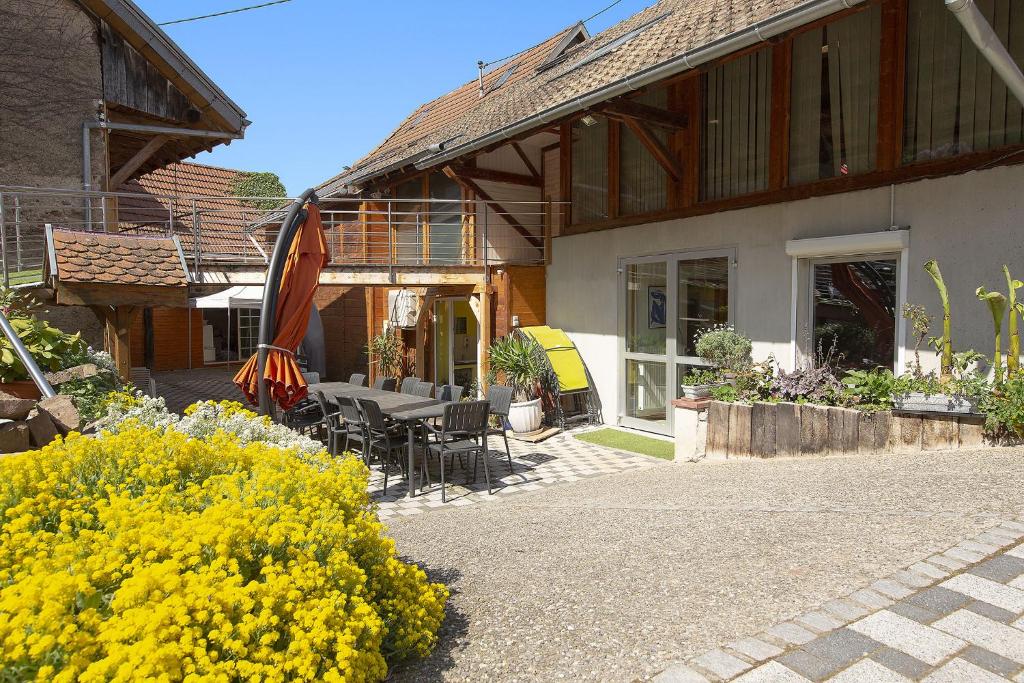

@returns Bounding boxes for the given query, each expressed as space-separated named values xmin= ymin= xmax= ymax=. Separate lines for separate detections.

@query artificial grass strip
xmin=575 ymin=428 xmax=674 ymax=460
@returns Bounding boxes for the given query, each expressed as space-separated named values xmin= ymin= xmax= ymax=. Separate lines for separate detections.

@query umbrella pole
xmin=257 ymin=188 xmax=318 ymax=416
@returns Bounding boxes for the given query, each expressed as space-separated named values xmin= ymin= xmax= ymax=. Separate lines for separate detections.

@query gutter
xmin=946 ymin=0 xmax=1024 ymax=108
xmin=414 ymin=0 xmax=864 ymax=171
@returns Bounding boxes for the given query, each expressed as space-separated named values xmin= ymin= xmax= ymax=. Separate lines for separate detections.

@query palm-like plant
xmin=977 ymin=286 xmax=1007 ymax=385
xmin=367 ymin=327 xmax=404 ymax=380
xmin=1004 ymin=265 xmax=1022 ymax=376
xmin=488 ymin=335 xmax=544 ymax=402
xmin=924 ymin=260 xmax=952 ymax=377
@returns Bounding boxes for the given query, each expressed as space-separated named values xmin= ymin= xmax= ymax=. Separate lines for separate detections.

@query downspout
xmin=415 ymin=0 xmax=864 ymax=170
xmin=946 ymin=0 xmax=1024 ymax=107
xmin=256 ymin=187 xmax=318 ymax=416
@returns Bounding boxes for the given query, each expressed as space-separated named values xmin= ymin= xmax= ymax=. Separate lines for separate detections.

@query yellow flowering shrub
xmin=0 ymin=425 xmax=447 ymax=682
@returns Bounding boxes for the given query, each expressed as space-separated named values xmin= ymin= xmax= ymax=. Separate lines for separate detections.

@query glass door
xmin=619 ymin=249 xmax=734 ymax=435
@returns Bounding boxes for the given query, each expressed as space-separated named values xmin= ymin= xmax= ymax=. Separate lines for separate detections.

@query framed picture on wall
xmin=648 ymin=285 xmax=666 ymax=329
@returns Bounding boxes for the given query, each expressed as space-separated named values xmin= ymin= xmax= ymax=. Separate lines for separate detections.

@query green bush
xmin=488 ymin=335 xmax=544 ymax=401
xmin=0 ymin=288 xmax=87 ymax=383
xmin=694 ymin=326 xmax=752 ymax=372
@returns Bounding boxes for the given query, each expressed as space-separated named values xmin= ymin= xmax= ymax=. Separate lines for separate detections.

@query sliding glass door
xmin=619 ymin=249 xmax=734 ymax=435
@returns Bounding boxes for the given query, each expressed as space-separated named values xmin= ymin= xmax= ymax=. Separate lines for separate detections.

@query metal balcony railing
xmin=0 ymin=186 xmax=565 ymax=287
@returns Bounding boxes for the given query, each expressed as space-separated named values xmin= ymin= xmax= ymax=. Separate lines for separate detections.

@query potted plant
xmin=677 ymin=367 xmax=725 ymax=400
xmin=0 ymin=288 xmax=87 ymax=398
xmin=679 ymin=325 xmax=752 ymax=398
xmin=488 ymin=335 xmax=544 ymax=434
xmin=366 ymin=326 xmax=405 ymax=383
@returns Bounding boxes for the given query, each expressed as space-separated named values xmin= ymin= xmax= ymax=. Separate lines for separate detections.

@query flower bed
xmin=0 ymin=399 xmax=447 ymax=681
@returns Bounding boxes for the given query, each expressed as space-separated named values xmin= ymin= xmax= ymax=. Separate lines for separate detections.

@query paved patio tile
xmin=871 ymin=579 xmax=916 ymax=600
xmin=766 ymin=622 xmax=818 ymax=646
xmin=909 ymin=562 xmax=950 ymax=581
xmin=799 ymin=629 xmax=882 ymax=671
xmin=693 ymin=648 xmax=751 ymax=679
xmin=933 ymin=609 xmax=1024 ymax=663
xmin=848 ymin=588 xmax=892 ymax=611
xmin=904 ymin=586 xmax=971 ymax=615
xmin=960 ymin=644 xmax=1023 ymax=677
xmin=921 ymin=657 xmax=1008 ymax=682
xmin=776 ymin=648 xmax=840 ymax=682
xmin=652 ymin=662 xmax=711 ymax=683
xmin=727 ymin=637 xmax=783 ymax=662
xmin=868 ymin=647 xmax=932 ymax=679
xmin=940 ymin=574 xmax=1024 ymax=613
xmin=925 ymin=554 xmax=968 ymax=571
xmin=961 ymin=540 xmax=1004 ymax=555
xmin=796 ymin=611 xmax=845 ymax=633
xmin=847 ymin=610 xmax=965 ymax=665
xmin=1008 ymin=543 xmax=1024 ymax=560
xmin=886 ymin=601 xmax=940 ymax=625
xmin=966 ymin=599 xmax=1019 ymax=624
xmin=945 ymin=547 xmax=987 ymax=563
xmin=828 ymin=658 xmax=911 ymax=682
xmin=969 ymin=555 xmax=1024 ymax=583
xmin=822 ymin=598 xmax=870 ymax=622
xmin=733 ymin=661 xmax=809 ymax=682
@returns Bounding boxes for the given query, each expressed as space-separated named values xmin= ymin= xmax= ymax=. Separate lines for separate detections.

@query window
xmin=789 ymin=5 xmax=881 ymax=184
xmin=619 ymin=88 xmax=670 ymax=216
xmin=701 ymin=48 xmax=772 ymax=201
xmin=394 ymin=179 xmax=424 ymax=263
xmin=812 ymin=258 xmax=897 ymax=370
xmin=237 ymin=309 xmax=260 ymax=361
xmin=571 ymin=116 xmax=609 ymax=223
xmin=428 ymin=171 xmax=462 ymax=264
xmin=486 ymin=64 xmax=518 ymax=94
xmin=904 ymin=0 xmax=1024 ymax=162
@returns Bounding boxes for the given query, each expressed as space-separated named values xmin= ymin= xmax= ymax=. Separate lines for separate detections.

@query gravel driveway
xmin=385 ymin=448 xmax=1024 ymax=682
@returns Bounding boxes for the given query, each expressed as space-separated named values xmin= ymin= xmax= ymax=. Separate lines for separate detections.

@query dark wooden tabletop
xmin=309 ymin=382 xmax=446 ymax=421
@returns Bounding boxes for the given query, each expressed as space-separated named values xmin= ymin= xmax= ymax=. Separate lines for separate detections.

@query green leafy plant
xmin=0 ymin=288 xmax=87 ymax=383
xmin=679 ymin=367 xmax=722 ymax=386
xmin=924 ymin=260 xmax=953 ymax=376
xmin=230 ymin=171 xmax=287 ymax=210
xmin=901 ymin=303 xmax=934 ymax=376
xmin=709 ymin=384 xmax=739 ymax=402
xmin=1004 ymin=265 xmax=1022 ymax=376
xmin=367 ymin=326 xmax=405 ymax=380
xmin=842 ymin=367 xmax=897 ymax=409
xmin=693 ymin=325 xmax=752 ymax=373
xmin=976 ymin=286 xmax=1007 ymax=384
xmin=488 ymin=335 xmax=544 ymax=401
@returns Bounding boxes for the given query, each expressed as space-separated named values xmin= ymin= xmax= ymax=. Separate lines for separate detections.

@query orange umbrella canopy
xmin=234 ymin=203 xmax=329 ymax=411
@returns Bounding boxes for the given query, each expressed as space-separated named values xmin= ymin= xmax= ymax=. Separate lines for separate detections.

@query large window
xmin=904 ymin=0 xmax=1024 ymax=162
xmin=790 ymin=5 xmax=881 ymax=184
xmin=619 ymin=89 xmax=669 ymax=216
xmin=701 ymin=48 xmax=772 ymax=201
xmin=428 ymin=171 xmax=462 ymax=264
xmin=571 ymin=116 xmax=609 ymax=223
xmin=812 ymin=257 xmax=897 ymax=370
xmin=394 ymin=179 xmax=424 ymax=263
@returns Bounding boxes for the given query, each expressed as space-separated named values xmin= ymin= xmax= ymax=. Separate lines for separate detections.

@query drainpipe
xmin=946 ymin=0 xmax=1024 ymax=107
xmin=82 ymin=120 xmax=245 ymax=227
xmin=256 ymin=187 xmax=318 ymax=417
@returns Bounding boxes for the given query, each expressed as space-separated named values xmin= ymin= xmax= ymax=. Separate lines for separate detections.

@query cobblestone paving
xmin=655 ymin=520 xmax=1024 ymax=682
xmin=152 ymin=367 xmax=240 ymax=413
xmin=370 ymin=431 xmax=666 ymax=522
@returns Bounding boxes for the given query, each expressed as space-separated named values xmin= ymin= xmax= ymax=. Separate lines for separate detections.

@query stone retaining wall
xmin=676 ymin=401 xmax=985 ymax=460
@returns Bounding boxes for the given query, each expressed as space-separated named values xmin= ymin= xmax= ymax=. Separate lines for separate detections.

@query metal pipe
xmin=0 ymin=193 xmax=6 ymax=288
xmin=408 ymin=0 xmax=865 ymax=173
xmin=0 ymin=309 xmax=56 ymax=399
xmin=256 ymin=187 xmax=318 ymax=416
xmin=946 ymin=0 xmax=1024 ymax=108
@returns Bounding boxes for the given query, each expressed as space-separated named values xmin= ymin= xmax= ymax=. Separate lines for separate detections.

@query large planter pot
xmin=893 ymin=392 xmax=981 ymax=416
xmin=508 ymin=397 xmax=543 ymax=434
xmin=0 ymin=380 xmax=41 ymax=400
xmin=679 ymin=382 xmax=728 ymax=400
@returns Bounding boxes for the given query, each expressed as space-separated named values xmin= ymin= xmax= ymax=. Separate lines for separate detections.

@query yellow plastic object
xmin=519 ymin=325 xmax=589 ymax=393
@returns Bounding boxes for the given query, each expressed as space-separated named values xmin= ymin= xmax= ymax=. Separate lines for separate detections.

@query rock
xmin=38 ymin=395 xmax=81 ymax=434
xmin=0 ymin=421 xmax=30 ymax=453
xmin=0 ymin=390 xmax=35 ymax=420
xmin=44 ymin=363 xmax=98 ymax=386
xmin=25 ymin=408 xmax=59 ymax=447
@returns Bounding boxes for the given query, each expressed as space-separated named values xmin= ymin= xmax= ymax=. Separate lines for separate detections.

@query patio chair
xmin=438 ymin=384 xmax=464 ymax=402
xmin=336 ymin=395 xmax=368 ymax=460
xmin=413 ymin=381 xmax=435 ymax=397
xmin=312 ymin=391 xmax=346 ymax=455
xmin=486 ymin=385 xmax=515 ymax=474
xmin=423 ymin=401 xmax=491 ymax=502
xmin=356 ymin=398 xmax=408 ymax=495
xmin=400 ymin=377 xmax=421 ymax=395
xmin=372 ymin=377 xmax=397 ymax=391
xmin=348 ymin=373 xmax=367 ymax=387
xmin=283 ymin=396 xmax=325 ymax=440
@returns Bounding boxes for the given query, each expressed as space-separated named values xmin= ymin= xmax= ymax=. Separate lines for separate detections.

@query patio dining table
xmin=309 ymin=381 xmax=449 ymax=498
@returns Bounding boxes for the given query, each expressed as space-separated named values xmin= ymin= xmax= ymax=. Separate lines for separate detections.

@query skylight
xmin=408 ymin=107 xmax=431 ymax=128
xmin=569 ymin=13 xmax=670 ymax=71
xmin=486 ymin=64 xmax=519 ymax=94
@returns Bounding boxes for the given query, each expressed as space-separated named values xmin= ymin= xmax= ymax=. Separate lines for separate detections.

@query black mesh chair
xmin=400 ymin=377 xmax=421 ymax=395
xmin=283 ymin=396 xmax=325 ymax=439
xmin=356 ymin=398 xmax=407 ymax=495
xmin=337 ymin=395 xmax=368 ymax=460
xmin=348 ymin=373 xmax=367 ymax=387
xmin=372 ymin=377 xmax=397 ymax=391
xmin=312 ymin=391 xmax=346 ymax=455
xmin=486 ymin=385 xmax=515 ymax=474
xmin=413 ymin=381 xmax=435 ymax=397
xmin=423 ymin=400 xmax=490 ymax=502
xmin=438 ymin=384 xmax=465 ymax=402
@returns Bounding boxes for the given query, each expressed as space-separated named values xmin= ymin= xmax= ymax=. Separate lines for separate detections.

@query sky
xmin=135 ymin=0 xmax=654 ymax=195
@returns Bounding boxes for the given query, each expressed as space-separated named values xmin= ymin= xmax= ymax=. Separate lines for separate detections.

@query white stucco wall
xmin=547 ymin=163 xmax=1024 ymax=428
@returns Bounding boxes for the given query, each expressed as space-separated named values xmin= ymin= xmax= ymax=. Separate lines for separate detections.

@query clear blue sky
xmin=136 ymin=0 xmax=652 ymax=195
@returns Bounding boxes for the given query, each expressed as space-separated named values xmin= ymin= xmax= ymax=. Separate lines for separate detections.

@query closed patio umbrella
xmin=234 ymin=201 xmax=329 ymax=411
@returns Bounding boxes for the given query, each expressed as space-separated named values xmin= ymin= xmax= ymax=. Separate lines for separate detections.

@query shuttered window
xmin=904 ymin=0 xmax=1024 ymax=162
xmin=789 ymin=5 xmax=881 ymax=184
xmin=700 ymin=48 xmax=772 ymax=201
xmin=571 ymin=117 xmax=609 ymax=223
xmin=619 ymin=88 xmax=669 ymax=216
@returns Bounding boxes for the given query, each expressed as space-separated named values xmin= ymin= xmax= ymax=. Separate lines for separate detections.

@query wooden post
xmin=92 ymin=305 xmax=137 ymax=381
xmin=478 ymin=287 xmax=492 ymax=391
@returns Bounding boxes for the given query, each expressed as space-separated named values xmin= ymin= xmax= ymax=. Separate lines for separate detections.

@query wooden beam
xmin=768 ymin=40 xmax=792 ymax=191
xmin=477 ymin=288 xmax=492 ymax=391
xmin=622 ymin=118 xmax=683 ymax=181
xmin=57 ymin=282 xmax=188 ymax=307
xmin=108 ymin=134 xmax=169 ymax=189
xmin=878 ymin=0 xmax=908 ymax=172
xmin=441 ymin=166 xmax=544 ymax=250
xmin=559 ymin=123 xmax=572 ymax=228
xmin=511 ymin=142 xmax=540 ymax=179
xmin=450 ymin=164 xmax=542 ymax=187
xmin=92 ymin=305 xmax=138 ymax=382
xmin=601 ymin=99 xmax=689 ymax=131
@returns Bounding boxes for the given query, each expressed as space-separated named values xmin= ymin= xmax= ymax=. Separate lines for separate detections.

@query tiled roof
xmin=51 ymin=229 xmax=188 ymax=287
xmin=321 ymin=0 xmax=812 ymax=192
